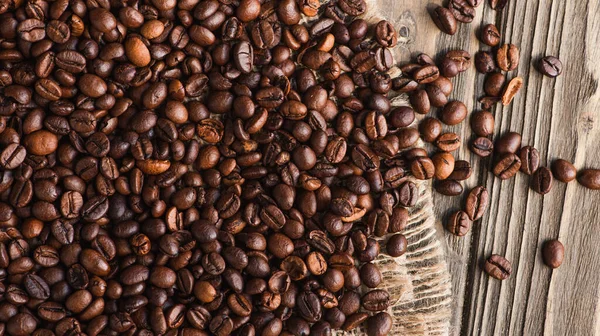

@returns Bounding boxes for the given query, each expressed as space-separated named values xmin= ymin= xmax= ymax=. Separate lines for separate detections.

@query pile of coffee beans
xmin=0 ymin=0 xmax=472 ymax=335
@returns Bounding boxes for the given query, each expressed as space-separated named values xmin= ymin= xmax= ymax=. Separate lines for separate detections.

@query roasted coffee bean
xmin=481 ymin=24 xmax=501 ymax=46
xmin=449 ymin=160 xmax=473 ymax=181
xmin=532 ymin=167 xmax=553 ymax=195
xmin=445 ymin=50 xmax=471 ymax=72
xmin=386 ymin=234 xmax=407 ymax=257
xmin=518 ymin=146 xmax=540 ymax=175
xmin=501 ymin=76 xmax=523 ymax=106
xmin=435 ymin=180 xmax=464 ymax=196
xmin=475 ymin=51 xmax=496 ymax=73
xmin=493 ymin=153 xmax=522 ymax=180
xmin=484 ymin=72 xmax=506 ymax=97
xmin=446 ymin=211 xmax=471 ymax=236
xmin=465 ymin=186 xmax=489 ymax=220
xmin=495 ymin=132 xmax=522 ymax=154
xmin=431 ymin=6 xmax=457 ymax=35
xmin=419 ymin=117 xmax=442 ymax=142
xmin=367 ymin=312 xmax=393 ymax=336
xmin=470 ymin=137 xmax=494 ymax=157
xmin=578 ymin=169 xmax=600 ymax=190
xmin=538 ymin=56 xmax=562 ymax=77
xmin=484 ymin=254 xmax=512 ymax=280
xmin=440 ymin=100 xmax=467 ymax=125
xmin=490 ymin=0 xmax=509 ymax=10
xmin=435 ymin=132 xmax=461 ymax=152
xmin=413 ymin=65 xmax=440 ymax=84
xmin=410 ymin=89 xmax=430 ymax=114
xmin=448 ymin=0 xmax=475 ymax=23
xmin=410 ymin=157 xmax=435 ymax=180
xmin=497 ymin=44 xmax=519 ymax=71
xmin=542 ymin=240 xmax=564 ymax=268
xmin=552 ymin=159 xmax=577 ymax=183
xmin=471 ymin=110 xmax=495 ymax=137
xmin=362 ymin=289 xmax=389 ymax=311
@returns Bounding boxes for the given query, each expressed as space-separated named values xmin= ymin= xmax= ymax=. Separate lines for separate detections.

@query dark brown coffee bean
xmin=484 ymin=72 xmax=506 ymax=97
xmin=410 ymin=157 xmax=435 ymax=180
xmin=435 ymin=132 xmax=461 ymax=152
xmin=552 ymin=159 xmax=577 ymax=183
xmin=489 ymin=0 xmax=509 ymax=10
xmin=448 ymin=160 xmax=472 ymax=181
xmin=440 ymin=100 xmax=467 ymax=125
xmin=471 ymin=110 xmax=495 ymax=136
xmin=538 ymin=56 xmax=562 ymax=77
xmin=495 ymin=132 xmax=522 ymax=154
xmin=435 ymin=179 xmax=463 ymax=196
xmin=448 ymin=0 xmax=475 ymax=23
xmin=470 ymin=137 xmax=494 ymax=157
xmin=481 ymin=24 xmax=501 ymax=46
xmin=532 ymin=167 xmax=553 ymax=195
xmin=398 ymin=181 xmax=418 ymax=207
xmin=361 ymin=289 xmax=389 ymax=311
xmin=409 ymin=89 xmax=430 ymax=114
xmin=446 ymin=211 xmax=471 ymax=236
xmin=446 ymin=50 xmax=471 ymax=72
xmin=413 ymin=65 xmax=440 ymax=84
xmin=24 ymin=274 xmax=50 ymax=300
xmin=475 ymin=51 xmax=496 ymax=73
xmin=419 ymin=117 xmax=442 ymax=143
xmin=465 ymin=186 xmax=489 ymax=220
xmin=367 ymin=312 xmax=393 ymax=336
xmin=493 ymin=153 xmax=522 ymax=180
xmin=542 ymin=239 xmax=564 ymax=268
xmin=431 ymin=6 xmax=457 ymax=35
xmin=0 ymin=144 xmax=26 ymax=170
xmin=518 ymin=146 xmax=540 ymax=175
xmin=578 ymin=169 xmax=600 ymax=189
xmin=484 ymin=254 xmax=511 ymax=280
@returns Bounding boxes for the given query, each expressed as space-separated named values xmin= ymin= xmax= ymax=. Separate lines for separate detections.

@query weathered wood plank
xmin=379 ymin=0 xmax=600 ymax=334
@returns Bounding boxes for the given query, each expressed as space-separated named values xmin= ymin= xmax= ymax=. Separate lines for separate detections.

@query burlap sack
xmin=328 ymin=1 xmax=453 ymax=334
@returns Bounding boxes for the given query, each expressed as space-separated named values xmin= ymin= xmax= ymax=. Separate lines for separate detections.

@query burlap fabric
xmin=326 ymin=0 xmax=453 ymax=334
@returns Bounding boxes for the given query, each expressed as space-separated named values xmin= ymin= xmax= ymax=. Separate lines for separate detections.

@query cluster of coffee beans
xmin=0 ymin=0 xmax=465 ymax=335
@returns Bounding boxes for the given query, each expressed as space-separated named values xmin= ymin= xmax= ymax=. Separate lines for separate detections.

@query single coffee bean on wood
xmin=552 ymin=159 xmax=577 ymax=183
xmin=538 ymin=56 xmax=563 ymax=77
xmin=518 ymin=146 xmax=540 ymax=175
xmin=465 ymin=186 xmax=489 ymax=220
xmin=431 ymin=6 xmax=458 ymax=35
xmin=578 ymin=169 xmax=600 ymax=190
xmin=480 ymin=24 xmax=501 ymax=46
xmin=446 ymin=211 xmax=472 ymax=236
xmin=542 ymin=240 xmax=564 ymax=268
xmin=493 ymin=153 xmax=522 ymax=180
xmin=484 ymin=254 xmax=512 ymax=280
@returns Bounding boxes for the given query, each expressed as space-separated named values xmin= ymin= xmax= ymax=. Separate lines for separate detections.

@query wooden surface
xmin=377 ymin=0 xmax=600 ymax=335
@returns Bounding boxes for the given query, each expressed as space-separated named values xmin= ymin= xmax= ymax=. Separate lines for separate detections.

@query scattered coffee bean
xmin=431 ymin=6 xmax=458 ymax=35
xmin=578 ymin=169 xmax=600 ymax=190
xmin=448 ymin=160 xmax=473 ymax=181
xmin=465 ymin=186 xmax=489 ymax=220
xmin=497 ymin=44 xmax=520 ymax=71
xmin=495 ymin=132 xmax=522 ymax=154
xmin=532 ymin=167 xmax=553 ymax=195
xmin=493 ymin=153 xmax=522 ymax=179
xmin=542 ymin=240 xmax=564 ymax=268
xmin=518 ymin=146 xmax=540 ymax=175
xmin=446 ymin=211 xmax=472 ymax=236
xmin=435 ymin=180 xmax=464 ymax=196
xmin=552 ymin=159 xmax=577 ymax=183
xmin=484 ymin=254 xmax=512 ymax=280
xmin=471 ymin=110 xmax=495 ymax=137
xmin=470 ymin=137 xmax=494 ymax=157
xmin=502 ymin=76 xmax=523 ymax=105
xmin=480 ymin=24 xmax=501 ymax=46
xmin=475 ymin=51 xmax=496 ymax=73
xmin=538 ymin=56 xmax=563 ymax=77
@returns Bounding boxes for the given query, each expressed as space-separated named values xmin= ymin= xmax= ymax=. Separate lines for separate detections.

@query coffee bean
xmin=471 ymin=110 xmax=495 ymax=136
xmin=448 ymin=0 xmax=475 ymax=23
xmin=475 ymin=51 xmax=496 ymax=73
xmin=493 ymin=153 xmax=522 ymax=180
xmin=386 ymin=234 xmax=407 ymax=257
xmin=448 ymin=160 xmax=473 ymax=181
xmin=440 ymin=100 xmax=467 ymax=125
xmin=470 ymin=137 xmax=494 ymax=157
xmin=465 ymin=186 xmax=489 ymax=220
xmin=436 ymin=180 xmax=463 ymax=196
xmin=484 ymin=254 xmax=512 ymax=280
xmin=410 ymin=157 xmax=435 ymax=180
xmin=367 ymin=312 xmax=393 ymax=336
xmin=501 ymin=76 xmax=523 ymax=105
xmin=0 ymin=144 xmax=26 ymax=170
xmin=542 ymin=239 xmax=564 ymax=268
xmin=578 ymin=169 xmax=600 ymax=189
xmin=552 ymin=159 xmax=577 ymax=183
xmin=481 ymin=24 xmax=501 ymax=46
xmin=518 ymin=146 xmax=540 ymax=175
xmin=538 ymin=56 xmax=562 ymax=77
xmin=489 ymin=0 xmax=509 ymax=10
xmin=419 ymin=117 xmax=442 ymax=142
xmin=495 ymin=131 xmax=522 ymax=154
xmin=409 ymin=89 xmax=430 ymax=114
xmin=435 ymin=132 xmax=461 ymax=152
xmin=413 ymin=65 xmax=440 ymax=84
xmin=431 ymin=6 xmax=457 ymax=35
xmin=497 ymin=44 xmax=519 ymax=71
xmin=532 ymin=167 xmax=553 ymax=195
xmin=446 ymin=50 xmax=471 ymax=72
xmin=362 ymin=289 xmax=390 ymax=311
xmin=446 ymin=211 xmax=471 ymax=236
xmin=484 ymin=72 xmax=506 ymax=97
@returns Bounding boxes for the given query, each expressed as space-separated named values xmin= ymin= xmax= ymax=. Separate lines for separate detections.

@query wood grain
xmin=378 ymin=0 xmax=600 ymax=334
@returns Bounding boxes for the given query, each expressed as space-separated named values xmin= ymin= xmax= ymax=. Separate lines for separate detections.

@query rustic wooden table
xmin=377 ymin=0 xmax=600 ymax=334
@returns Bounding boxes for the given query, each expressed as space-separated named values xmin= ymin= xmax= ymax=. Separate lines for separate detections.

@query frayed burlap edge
xmin=329 ymin=0 xmax=453 ymax=334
